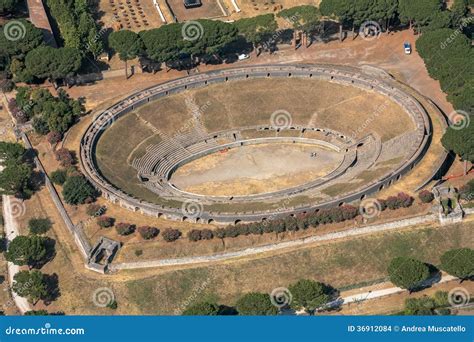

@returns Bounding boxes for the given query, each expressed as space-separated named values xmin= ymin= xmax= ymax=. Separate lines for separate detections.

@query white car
xmin=238 ymin=53 xmax=250 ymax=61
xmin=404 ymin=42 xmax=412 ymax=55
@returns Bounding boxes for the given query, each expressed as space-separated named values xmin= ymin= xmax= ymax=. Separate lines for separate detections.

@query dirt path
xmin=2 ymin=195 xmax=31 ymax=314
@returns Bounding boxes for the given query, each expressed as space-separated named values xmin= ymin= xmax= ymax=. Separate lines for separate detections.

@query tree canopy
xmin=441 ymin=119 xmax=474 ymax=167
xmin=25 ymin=46 xmax=82 ymax=81
xmin=387 ymin=257 xmax=431 ymax=291
xmin=288 ymin=279 xmax=332 ymax=312
xmin=62 ymin=175 xmax=96 ymax=205
xmin=12 ymin=270 xmax=47 ymax=305
xmin=0 ymin=0 xmax=20 ymax=14
xmin=398 ymin=0 xmax=443 ymax=28
xmin=234 ymin=14 xmax=278 ymax=52
xmin=5 ymin=235 xmax=49 ymax=268
xmin=440 ymin=248 xmax=474 ymax=280
xmin=235 ymin=292 xmax=278 ymax=315
xmin=0 ymin=142 xmax=31 ymax=196
xmin=108 ymin=30 xmax=143 ymax=62
xmin=0 ymin=19 xmax=43 ymax=58
xmin=182 ymin=301 xmax=220 ymax=315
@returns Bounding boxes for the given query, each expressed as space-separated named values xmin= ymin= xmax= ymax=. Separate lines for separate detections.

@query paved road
xmin=2 ymin=195 xmax=31 ymax=314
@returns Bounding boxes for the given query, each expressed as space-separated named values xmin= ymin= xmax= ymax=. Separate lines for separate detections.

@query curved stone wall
xmin=80 ymin=64 xmax=431 ymax=224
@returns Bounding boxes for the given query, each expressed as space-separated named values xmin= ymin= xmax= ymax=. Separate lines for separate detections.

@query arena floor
xmin=171 ymin=143 xmax=343 ymax=196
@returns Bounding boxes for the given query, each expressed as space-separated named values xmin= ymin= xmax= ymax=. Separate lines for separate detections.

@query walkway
xmin=2 ymin=195 xmax=31 ymax=314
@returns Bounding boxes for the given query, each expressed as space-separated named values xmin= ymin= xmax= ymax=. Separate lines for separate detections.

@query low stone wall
xmin=80 ymin=64 xmax=432 ymax=224
xmin=21 ymin=133 xmax=91 ymax=259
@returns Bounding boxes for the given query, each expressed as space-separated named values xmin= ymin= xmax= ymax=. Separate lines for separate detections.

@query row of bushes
xmin=186 ymin=193 xmax=415 ymax=242
xmin=89 ymin=192 xmax=417 ymax=243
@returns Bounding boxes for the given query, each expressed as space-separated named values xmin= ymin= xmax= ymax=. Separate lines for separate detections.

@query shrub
xmin=214 ymin=228 xmax=226 ymax=239
xmin=97 ymin=216 xmax=114 ymax=228
xmin=135 ymin=249 xmax=143 ymax=257
xmin=187 ymin=229 xmax=202 ymax=242
xmin=54 ymin=148 xmax=74 ymax=167
xmin=235 ymin=292 xmax=278 ymax=315
xmin=46 ymin=131 xmax=62 ymax=145
xmin=28 ymin=218 xmax=51 ymax=235
xmin=386 ymin=193 xmax=414 ymax=210
xmin=138 ymin=226 xmax=159 ymax=240
xmin=200 ymin=229 xmax=213 ymax=240
xmin=419 ymin=190 xmax=435 ymax=203
xmin=162 ymin=228 xmax=181 ymax=242
xmin=50 ymin=169 xmax=67 ymax=185
xmin=115 ymin=222 xmax=135 ymax=236
xmin=182 ymin=301 xmax=220 ymax=315
xmin=86 ymin=204 xmax=104 ymax=217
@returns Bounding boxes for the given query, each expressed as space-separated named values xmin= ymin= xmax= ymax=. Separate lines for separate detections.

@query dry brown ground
xmin=172 ymin=143 xmax=342 ymax=196
xmin=224 ymin=0 xmax=321 ymax=20
xmin=98 ymin=0 xmax=162 ymax=32
xmin=168 ymin=0 xmax=225 ymax=21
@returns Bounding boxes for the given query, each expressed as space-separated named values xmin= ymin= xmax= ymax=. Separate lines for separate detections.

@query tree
xmin=235 ymin=292 xmax=278 ymax=315
xmin=25 ymin=46 xmax=82 ymax=81
xmin=234 ymin=14 xmax=278 ymax=56
xmin=440 ymin=248 xmax=474 ymax=280
xmin=115 ymin=222 xmax=135 ymax=236
xmin=12 ymin=270 xmax=47 ymax=305
xmin=62 ymin=175 xmax=96 ymax=205
xmin=6 ymin=235 xmax=48 ymax=268
xmin=442 ymin=122 xmax=474 ymax=175
xmin=182 ymin=301 xmax=220 ymax=315
xmin=50 ymin=169 xmax=68 ymax=185
xmin=108 ymin=30 xmax=143 ymax=79
xmin=398 ymin=0 xmax=443 ymax=30
xmin=97 ymin=216 xmax=114 ymax=228
xmin=162 ymin=228 xmax=181 ymax=242
xmin=279 ymin=5 xmax=321 ymax=47
xmin=188 ymin=229 xmax=202 ymax=241
xmin=0 ymin=162 xmax=32 ymax=196
xmin=28 ymin=218 xmax=52 ymax=235
xmin=0 ymin=141 xmax=25 ymax=164
xmin=320 ymin=0 xmax=355 ymax=41
xmin=289 ymin=279 xmax=332 ymax=312
xmin=183 ymin=19 xmax=237 ymax=62
xmin=387 ymin=257 xmax=430 ymax=291
xmin=138 ymin=226 xmax=159 ymax=240
xmin=0 ymin=0 xmax=19 ymax=14
xmin=419 ymin=190 xmax=435 ymax=203
xmin=0 ymin=19 xmax=43 ymax=57
xmin=139 ymin=24 xmax=183 ymax=69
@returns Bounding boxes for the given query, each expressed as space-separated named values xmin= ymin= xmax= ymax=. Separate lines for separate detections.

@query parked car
xmin=184 ymin=0 xmax=201 ymax=8
xmin=404 ymin=42 xmax=412 ymax=55
xmin=238 ymin=53 xmax=250 ymax=61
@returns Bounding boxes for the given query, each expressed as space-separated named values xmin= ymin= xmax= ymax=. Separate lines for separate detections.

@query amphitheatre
xmin=81 ymin=64 xmax=432 ymax=224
